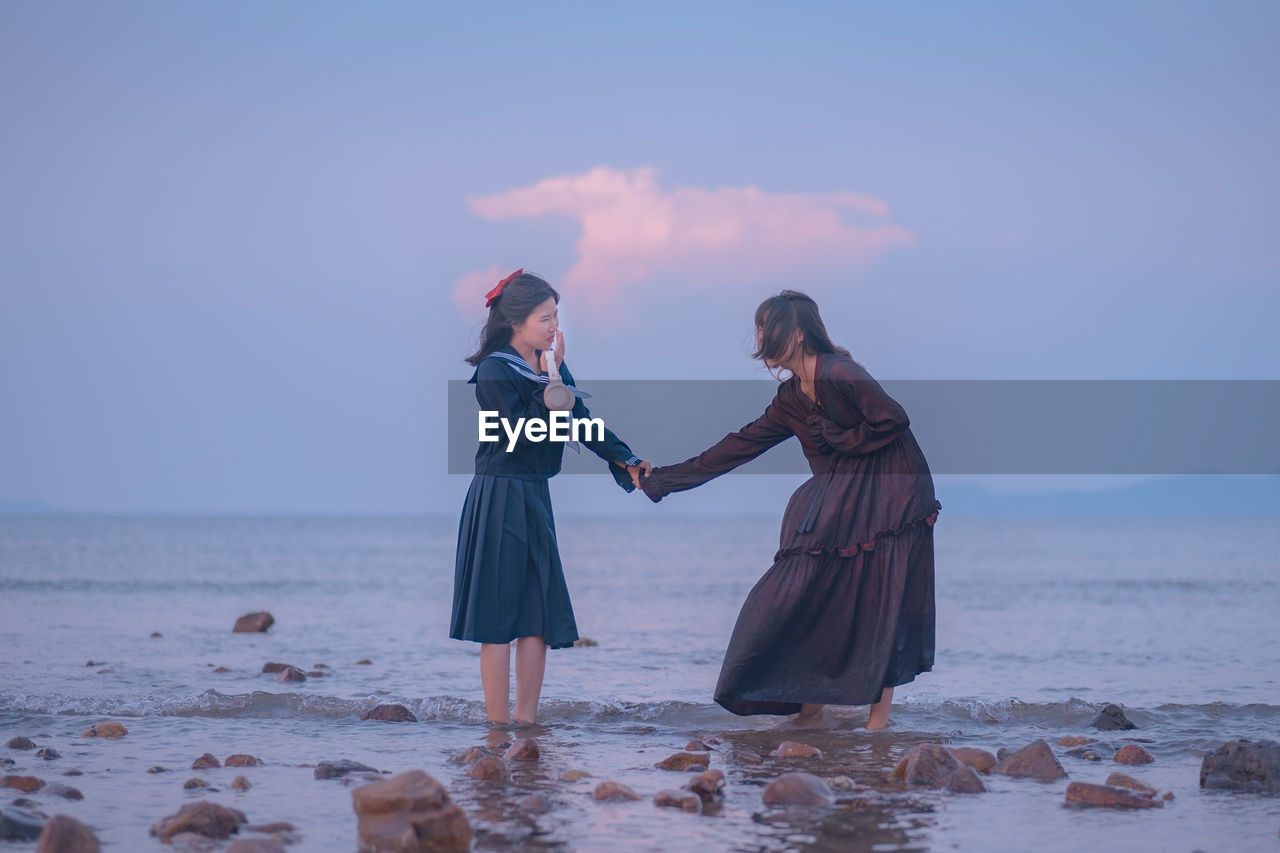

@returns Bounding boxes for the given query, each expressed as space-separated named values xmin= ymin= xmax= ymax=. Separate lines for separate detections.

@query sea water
xmin=2 ymin=514 xmax=1278 ymax=851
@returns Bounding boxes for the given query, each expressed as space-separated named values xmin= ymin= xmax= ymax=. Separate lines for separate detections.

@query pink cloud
xmin=453 ymin=166 xmax=914 ymax=313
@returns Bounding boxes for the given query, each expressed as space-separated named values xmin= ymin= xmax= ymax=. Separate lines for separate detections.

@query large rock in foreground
xmin=37 ymin=814 xmax=101 ymax=852
xmin=149 ymin=801 xmax=247 ymax=841
xmin=992 ymin=740 xmax=1067 ymax=781
xmin=351 ymin=770 xmax=471 ymax=853
xmin=1199 ymin=739 xmax=1280 ymax=794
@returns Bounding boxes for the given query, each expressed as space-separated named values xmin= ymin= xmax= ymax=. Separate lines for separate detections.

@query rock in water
xmin=191 ymin=754 xmax=221 ymax=770
xmin=227 ymin=840 xmax=286 ymax=853
xmin=4 ymin=775 xmax=44 ymax=793
xmin=36 ymin=814 xmax=100 ymax=853
xmin=233 ymin=612 xmax=274 ymax=633
xmin=592 ymin=781 xmax=641 ymax=802
xmin=991 ymin=740 xmax=1068 ymax=781
xmin=949 ymin=747 xmax=996 ymax=773
xmin=81 ymin=723 xmax=127 ymax=739
xmin=945 ymin=766 xmax=986 ymax=794
xmin=351 ymin=770 xmax=471 ymax=853
xmin=655 ymin=752 xmax=709 ymax=771
xmin=654 ymin=790 xmax=701 ymax=812
xmin=361 ymin=704 xmax=418 ymax=723
xmin=467 ymin=756 xmax=509 ymax=782
xmin=517 ymin=794 xmax=550 ymax=814
xmin=315 ymin=759 xmax=380 ymax=780
xmin=1199 ymin=739 xmax=1280 ymax=793
xmin=503 ymin=738 xmax=539 ymax=761
xmin=275 ymin=667 xmax=306 ymax=683
xmin=225 ymin=755 xmax=263 ymax=767
xmin=1091 ymin=703 xmax=1136 ymax=731
xmin=230 ymin=776 xmax=252 ymax=791
xmin=35 ymin=748 xmax=60 ymax=761
xmin=150 ymin=801 xmax=248 ymax=841
xmin=1113 ymin=745 xmax=1154 ymax=765
xmin=890 ymin=744 xmax=961 ymax=788
xmin=771 ymin=741 xmax=823 ymax=759
xmin=7 ymin=737 xmax=35 ymax=751
xmin=1105 ymin=772 xmax=1158 ymax=795
xmin=0 ymin=808 xmax=46 ymax=842
xmin=761 ymin=772 xmax=834 ymax=806
xmin=686 ymin=768 xmax=726 ymax=801
xmin=1065 ymin=781 xmax=1162 ymax=809
xmin=260 ymin=663 xmax=296 ymax=674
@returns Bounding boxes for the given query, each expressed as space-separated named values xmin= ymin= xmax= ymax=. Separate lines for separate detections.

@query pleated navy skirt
xmin=451 ymin=474 xmax=579 ymax=649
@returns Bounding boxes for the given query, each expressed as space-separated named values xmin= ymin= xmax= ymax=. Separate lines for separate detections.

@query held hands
xmin=610 ymin=459 xmax=654 ymax=490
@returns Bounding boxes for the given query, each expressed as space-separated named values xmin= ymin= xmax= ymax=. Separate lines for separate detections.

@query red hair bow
xmin=484 ymin=268 xmax=523 ymax=307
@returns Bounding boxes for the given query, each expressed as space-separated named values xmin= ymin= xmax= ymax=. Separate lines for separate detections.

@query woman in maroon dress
xmin=640 ymin=291 xmax=939 ymax=729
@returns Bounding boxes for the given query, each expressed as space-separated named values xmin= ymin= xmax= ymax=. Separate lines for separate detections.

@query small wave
xmin=3 ymin=691 xmax=1277 ymax=732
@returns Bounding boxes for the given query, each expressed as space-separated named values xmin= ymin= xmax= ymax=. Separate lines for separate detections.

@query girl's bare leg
xmin=480 ymin=643 xmax=511 ymax=724
xmin=865 ymin=686 xmax=894 ymax=730
xmin=513 ymin=636 xmax=548 ymax=724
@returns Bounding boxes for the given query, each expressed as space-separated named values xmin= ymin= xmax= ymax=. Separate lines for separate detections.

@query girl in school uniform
xmin=453 ymin=269 xmax=650 ymax=725
xmin=640 ymin=290 xmax=939 ymax=730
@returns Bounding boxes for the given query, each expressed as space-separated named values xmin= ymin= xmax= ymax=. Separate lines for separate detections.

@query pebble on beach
xmin=361 ymin=704 xmax=418 ymax=723
xmin=891 ymin=744 xmax=961 ymax=788
xmin=3 ymin=776 xmax=45 ymax=794
xmin=0 ymin=807 xmax=46 ymax=842
xmin=593 ymin=781 xmax=642 ymax=802
xmin=949 ymin=747 xmax=997 ymax=773
xmin=80 ymin=723 xmax=127 ymax=739
xmin=1091 ymin=703 xmax=1137 ymax=731
xmin=654 ymin=789 xmax=702 ymax=812
xmin=1113 ymin=745 xmax=1155 ymax=765
xmin=351 ymin=770 xmax=471 ymax=853
xmin=945 ymin=766 xmax=986 ymax=794
xmin=314 ymin=759 xmax=379 ymax=780
xmin=36 ymin=814 xmax=100 ymax=853
xmin=232 ymin=612 xmax=274 ymax=633
xmin=1105 ymin=772 xmax=1158 ymax=795
xmin=761 ymin=772 xmax=835 ymax=806
xmin=686 ymin=768 xmax=725 ymax=801
xmin=504 ymin=738 xmax=540 ymax=762
xmin=991 ymin=740 xmax=1068 ymax=781
xmin=1199 ymin=739 xmax=1280 ymax=793
xmin=656 ymin=752 xmax=710 ymax=771
xmin=771 ymin=741 xmax=823 ymax=759
xmin=467 ymin=756 xmax=509 ymax=782
xmin=1065 ymin=781 xmax=1162 ymax=809
xmin=150 ymin=801 xmax=248 ymax=841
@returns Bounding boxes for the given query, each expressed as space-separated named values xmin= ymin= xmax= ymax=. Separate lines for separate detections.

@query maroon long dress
xmin=640 ymin=351 xmax=939 ymax=715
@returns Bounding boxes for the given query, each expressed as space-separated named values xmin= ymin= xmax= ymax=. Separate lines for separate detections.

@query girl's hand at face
xmin=538 ymin=331 xmax=566 ymax=375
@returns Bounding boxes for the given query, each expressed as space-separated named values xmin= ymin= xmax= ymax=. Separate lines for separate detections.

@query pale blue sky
xmin=1 ymin=1 xmax=1276 ymax=513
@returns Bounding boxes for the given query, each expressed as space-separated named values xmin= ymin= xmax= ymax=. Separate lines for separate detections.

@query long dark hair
xmin=465 ymin=272 xmax=560 ymax=366
xmin=752 ymin=290 xmax=850 ymax=366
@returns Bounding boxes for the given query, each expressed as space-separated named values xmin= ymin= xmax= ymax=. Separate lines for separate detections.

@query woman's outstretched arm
xmin=640 ymin=399 xmax=793 ymax=502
